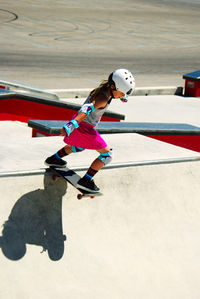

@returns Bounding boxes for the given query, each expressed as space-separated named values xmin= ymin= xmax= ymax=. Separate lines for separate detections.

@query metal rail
xmin=0 ymin=156 xmax=199 ymax=178
xmin=0 ymin=80 xmax=59 ymax=101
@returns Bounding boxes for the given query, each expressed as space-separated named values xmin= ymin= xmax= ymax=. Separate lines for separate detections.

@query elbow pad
xmin=79 ymin=103 xmax=95 ymax=116
xmin=63 ymin=119 xmax=79 ymax=136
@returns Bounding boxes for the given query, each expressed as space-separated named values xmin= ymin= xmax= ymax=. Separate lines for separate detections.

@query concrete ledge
xmin=46 ymin=86 xmax=183 ymax=98
xmin=134 ymin=86 xmax=183 ymax=96
xmin=28 ymin=120 xmax=200 ymax=136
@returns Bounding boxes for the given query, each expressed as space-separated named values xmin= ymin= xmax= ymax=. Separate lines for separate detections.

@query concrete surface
xmin=1 ymin=0 xmax=200 ymax=298
xmin=45 ymin=86 xmax=183 ymax=99
xmin=1 ymin=99 xmax=200 ymax=299
xmin=1 ymin=118 xmax=200 ymax=173
xmin=0 ymin=0 xmax=200 ymax=89
xmin=57 ymin=94 xmax=200 ymax=126
xmin=1 ymin=93 xmax=200 ymax=299
xmin=1 ymin=162 xmax=200 ymax=299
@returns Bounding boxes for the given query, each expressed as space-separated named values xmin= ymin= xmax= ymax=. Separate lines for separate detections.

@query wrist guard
xmin=63 ymin=119 xmax=79 ymax=137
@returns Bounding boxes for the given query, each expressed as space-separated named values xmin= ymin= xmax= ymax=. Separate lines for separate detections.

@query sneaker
xmin=77 ymin=177 xmax=100 ymax=192
xmin=45 ymin=155 xmax=67 ymax=168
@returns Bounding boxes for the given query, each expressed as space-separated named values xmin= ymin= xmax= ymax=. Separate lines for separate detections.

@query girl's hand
xmin=60 ymin=128 xmax=66 ymax=136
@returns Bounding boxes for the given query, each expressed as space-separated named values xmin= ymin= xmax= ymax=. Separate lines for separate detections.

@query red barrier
xmin=147 ymin=135 xmax=200 ymax=153
xmin=0 ymin=98 xmax=120 ymax=123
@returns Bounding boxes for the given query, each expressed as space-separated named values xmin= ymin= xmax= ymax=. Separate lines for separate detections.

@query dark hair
xmin=89 ymin=72 xmax=117 ymax=99
xmin=89 ymin=79 xmax=110 ymax=99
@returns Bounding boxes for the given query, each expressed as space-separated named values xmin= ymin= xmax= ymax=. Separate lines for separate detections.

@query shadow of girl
xmin=0 ymin=171 xmax=67 ymax=261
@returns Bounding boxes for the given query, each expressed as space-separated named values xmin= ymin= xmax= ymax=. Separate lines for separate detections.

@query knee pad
xmin=71 ymin=146 xmax=85 ymax=153
xmin=98 ymin=149 xmax=113 ymax=165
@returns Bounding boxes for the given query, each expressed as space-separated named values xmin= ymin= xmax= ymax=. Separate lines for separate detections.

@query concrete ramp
xmin=1 ymin=161 xmax=200 ymax=299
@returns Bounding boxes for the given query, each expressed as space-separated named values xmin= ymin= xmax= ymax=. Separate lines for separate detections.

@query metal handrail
xmin=0 ymin=156 xmax=199 ymax=178
xmin=0 ymin=80 xmax=59 ymax=101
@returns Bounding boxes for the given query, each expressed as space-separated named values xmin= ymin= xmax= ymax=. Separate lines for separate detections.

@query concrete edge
xmin=46 ymin=86 xmax=184 ymax=98
xmin=0 ymin=156 xmax=199 ymax=178
xmin=28 ymin=120 xmax=200 ymax=136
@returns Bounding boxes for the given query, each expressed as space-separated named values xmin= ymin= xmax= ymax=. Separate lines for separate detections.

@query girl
xmin=45 ymin=69 xmax=135 ymax=192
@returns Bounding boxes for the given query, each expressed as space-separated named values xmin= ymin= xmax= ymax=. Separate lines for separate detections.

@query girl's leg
xmin=56 ymin=145 xmax=73 ymax=157
xmin=45 ymin=145 xmax=85 ymax=167
xmin=90 ymin=147 xmax=111 ymax=171
xmin=45 ymin=145 xmax=73 ymax=167
xmin=77 ymin=147 xmax=112 ymax=191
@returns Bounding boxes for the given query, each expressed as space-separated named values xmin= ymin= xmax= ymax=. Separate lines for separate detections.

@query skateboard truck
xmin=77 ymin=193 xmax=96 ymax=200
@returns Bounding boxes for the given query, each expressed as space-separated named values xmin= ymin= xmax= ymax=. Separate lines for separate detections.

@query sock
xmin=54 ymin=147 xmax=68 ymax=159
xmin=84 ymin=167 xmax=98 ymax=181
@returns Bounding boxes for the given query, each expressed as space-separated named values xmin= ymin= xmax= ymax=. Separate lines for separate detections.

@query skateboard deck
xmin=49 ymin=166 xmax=102 ymax=199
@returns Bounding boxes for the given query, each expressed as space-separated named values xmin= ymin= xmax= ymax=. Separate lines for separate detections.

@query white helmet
xmin=109 ymin=68 xmax=135 ymax=95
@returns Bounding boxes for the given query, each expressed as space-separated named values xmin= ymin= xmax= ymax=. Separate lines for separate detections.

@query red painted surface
xmin=147 ymin=135 xmax=200 ymax=153
xmin=0 ymin=98 xmax=120 ymax=123
xmin=32 ymin=129 xmax=58 ymax=137
xmin=184 ymin=79 xmax=200 ymax=97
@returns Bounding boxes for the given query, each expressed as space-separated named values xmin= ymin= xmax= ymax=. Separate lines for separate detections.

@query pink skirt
xmin=64 ymin=121 xmax=107 ymax=150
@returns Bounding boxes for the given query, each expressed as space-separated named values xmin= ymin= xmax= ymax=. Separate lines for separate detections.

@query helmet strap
xmin=110 ymin=88 xmax=114 ymax=99
xmin=109 ymin=83 xmax=116 ymax=99
xmin=108 ymin=73 xmax=116 ymax=101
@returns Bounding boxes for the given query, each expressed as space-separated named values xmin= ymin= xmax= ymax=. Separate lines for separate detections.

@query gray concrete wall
xmin=1 ymin=162 xmax=200 ymax=299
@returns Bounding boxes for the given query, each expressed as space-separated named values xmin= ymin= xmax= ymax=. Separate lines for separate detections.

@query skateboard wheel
xmin=90 ymin=196 xmax=95 ymax=199
xmin=77 ymin=194 xmax=82 ymax=200
xmin=53 ymin=175 xmax=57 ymax=182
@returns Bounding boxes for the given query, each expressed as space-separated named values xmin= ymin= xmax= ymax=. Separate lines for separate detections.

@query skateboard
xmin=49 ymin=166 xmax=102 ymax=200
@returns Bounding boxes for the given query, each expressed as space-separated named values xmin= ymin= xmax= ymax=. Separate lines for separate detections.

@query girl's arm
xmin=61 ymin=94 xmax=108 ymax=136
xmin=74 ymin=94 xmax=107 ymax=123
xmin=60 ymin=111 xmax=87 ymax=135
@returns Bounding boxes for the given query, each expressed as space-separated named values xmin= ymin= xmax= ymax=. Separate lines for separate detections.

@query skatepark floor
xmin=1 ymin=0 xmax=200 ymax=296
xmin=1 ymin=94 xmax=200 ymax=299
